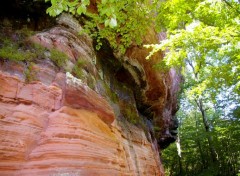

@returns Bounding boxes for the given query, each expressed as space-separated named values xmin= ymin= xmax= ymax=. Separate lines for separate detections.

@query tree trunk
xmin=178 ymin=155 xmax=183 ymax=176
xmin=196 ymin=99 xmax=218 ymax=163
xmin=196 ymin=140 xmax=206 ymax=168
xmin=194 ymin=112 xmax=206 ymax=168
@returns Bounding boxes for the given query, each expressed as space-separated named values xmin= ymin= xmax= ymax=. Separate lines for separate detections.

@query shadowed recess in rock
xmin=0 ymin=6 xmax=181 ymax=175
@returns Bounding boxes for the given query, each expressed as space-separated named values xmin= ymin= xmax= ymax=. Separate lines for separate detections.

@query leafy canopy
xmin=145 ymin=0 xmax=240 ymax=97
xmin=45 ymin=0 xmax=154 ymax=53
xmin=155 ymin=1 xmax=240 ymax=175
xmin=44 ymin=2 xmax=240 ymax=175
xmin=45 ymin=0 xmax=240 ymax=98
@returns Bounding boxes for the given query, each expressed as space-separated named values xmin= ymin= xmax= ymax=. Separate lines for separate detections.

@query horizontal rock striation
xmin=0 ymin=13 xmax=180 ymax=175
xmin=0 ymin=63 xmax=163 ymax=175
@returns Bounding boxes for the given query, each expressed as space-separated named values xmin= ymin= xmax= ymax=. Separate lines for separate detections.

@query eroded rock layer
xmin=0 ymin=13 xmax=180 ymax=176
xmin=0 ymin=64 xmax=163 ymax=176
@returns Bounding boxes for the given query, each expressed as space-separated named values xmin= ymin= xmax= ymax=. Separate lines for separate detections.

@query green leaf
xmin=82 ymin=0 xmax=90 ymax=6
xmin=109 ymin=17 xmax=117 ymax=28
xmin=104 ymin=19 xmax=110 ymax=27
xmin=51 ymin=0 xmax=57 ymax=5
xmin=102 ymin=0 xmax=107 ymax=4
xmin=68 ymin=0 xmax=78 ymax=7
xmin=77 ymin=5 xmax=87 ymax=15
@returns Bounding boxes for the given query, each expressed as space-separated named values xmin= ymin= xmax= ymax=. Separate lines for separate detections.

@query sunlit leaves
xmin=158 ymin=1 xmax=240 ymax=174
xmin=146 ymin=0 xmax=240 ymax=98
xmin=76 ymin=4 xmax=86 ymax=15
xmin=104 ymin=15 xmax=117 ymax=28
xmin=45 ymin=0 xmax=154 ymax=53
xmin=162 ymin=88 xmax=240 ymax=175
xmin=45 ymin=0 xmax=68 ymax=16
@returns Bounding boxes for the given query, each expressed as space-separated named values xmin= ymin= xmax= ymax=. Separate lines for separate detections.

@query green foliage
xmin=155 ymin=0 xmax=197 ymax=31
xmin=49 ymin=48 xmax=68 ymax=67
xmin=32 ymin=43 xmax=47 ymax=55
xmin=43 ymin=1 xmax=240 ymax=175
xmin=152 ymin=4 xmax=240 ymax=173
xmin=163 ymin=99 xmax=240 ymax=176
xmin=103 ymin=82 xmax=118 ymax=103
xmin=32 ymin=43 xmax=69 ymax=68
xmin=45 ymin=0 xmax=154 ymax=53
xmin=123 ymin=106 xmax=139 ymax=124
xmin=145 ymin=0 xmax=240 ymax=97
xmin=0 ymin=38 xmax=35 ymax=62
xmin=24 ymin=62 xmax=36 ymax=83
xmin=45 ymin=0 xmax=90 ymax=16
xmin=72 ymin=59 xmax=86 ymax=79
xmin=153 ymin=126 xmax=161 ymax=133
xmin=0 ymin=30 xmax=69 ymax=68
xmin=0 ymin=45 xmax=34 ymax=62
xmin=44 ymin=0 xmax=240 ymax=93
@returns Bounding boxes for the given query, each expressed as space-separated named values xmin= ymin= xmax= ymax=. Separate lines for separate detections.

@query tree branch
xmin=222 ymin=0 xmax=240 ymax=15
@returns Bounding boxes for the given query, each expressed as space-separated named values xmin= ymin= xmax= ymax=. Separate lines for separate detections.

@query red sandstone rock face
xmin=0 ymin=69 xmax=164 ymax=175
xmin=121 ymin=30 xmax=181 ymax=149
xmin=0 ymin=13 xmax=180 ymax=176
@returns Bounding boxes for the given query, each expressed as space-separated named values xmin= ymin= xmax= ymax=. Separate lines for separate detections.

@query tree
xmin=146 ymin=1 xmax=240 ymax=175
xmin=45 ymin=0 xmax=155 ymax=53
xmin=145 ymin=0 xmax=240 ymax=96
xmin=44 ymin=0 xmax=240 ymax=175
xmin=163 ymin=94 xmax=240 ymax=176
xmin=45 ymin=1 xmax=240 ymax=92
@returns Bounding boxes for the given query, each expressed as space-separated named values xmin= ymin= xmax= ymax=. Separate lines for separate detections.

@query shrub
xmin=49 ymin=48 xmax=69 ymax=67
xmin=72 ymin=59 xmax=86 ymax=79
xmin=0 ymin=38 xmax=35 ymax=62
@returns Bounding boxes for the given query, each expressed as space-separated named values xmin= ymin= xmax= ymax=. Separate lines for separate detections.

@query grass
xmin=72 ymin=59 xmax=86 ymax=79
xmin=0 ymin=38 xmax=35 ymax=61
xmin=49 ymin=48 xmax=69 ymax=67
xmin=24 ymin=62 xmax=36 ymax=83
xmin=0 ymin=29 xmax=70 ymax=68
xmin=0 ymin=45 xmax=35 ymax=62
xmin=103 ymin=82 xmax=119 ymax=103
xmin=122 ymin=105 xmax=139 ymax=124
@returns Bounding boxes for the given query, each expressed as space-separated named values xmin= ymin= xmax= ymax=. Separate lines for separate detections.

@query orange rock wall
xmin=0 ymin=69 xmax=164 ymax=176
xmin=0 ymin=13 xmax=180 ymax=176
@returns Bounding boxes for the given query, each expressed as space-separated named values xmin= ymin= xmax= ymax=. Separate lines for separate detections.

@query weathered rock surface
xmin=0 ymin=13 xmax=180 ymax=175
xmin=0 ymin=68 xmax=163 ymax=175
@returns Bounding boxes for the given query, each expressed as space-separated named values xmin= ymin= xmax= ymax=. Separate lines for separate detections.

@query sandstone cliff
xmin=0 ymin=7 xmax=181 ymax=176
